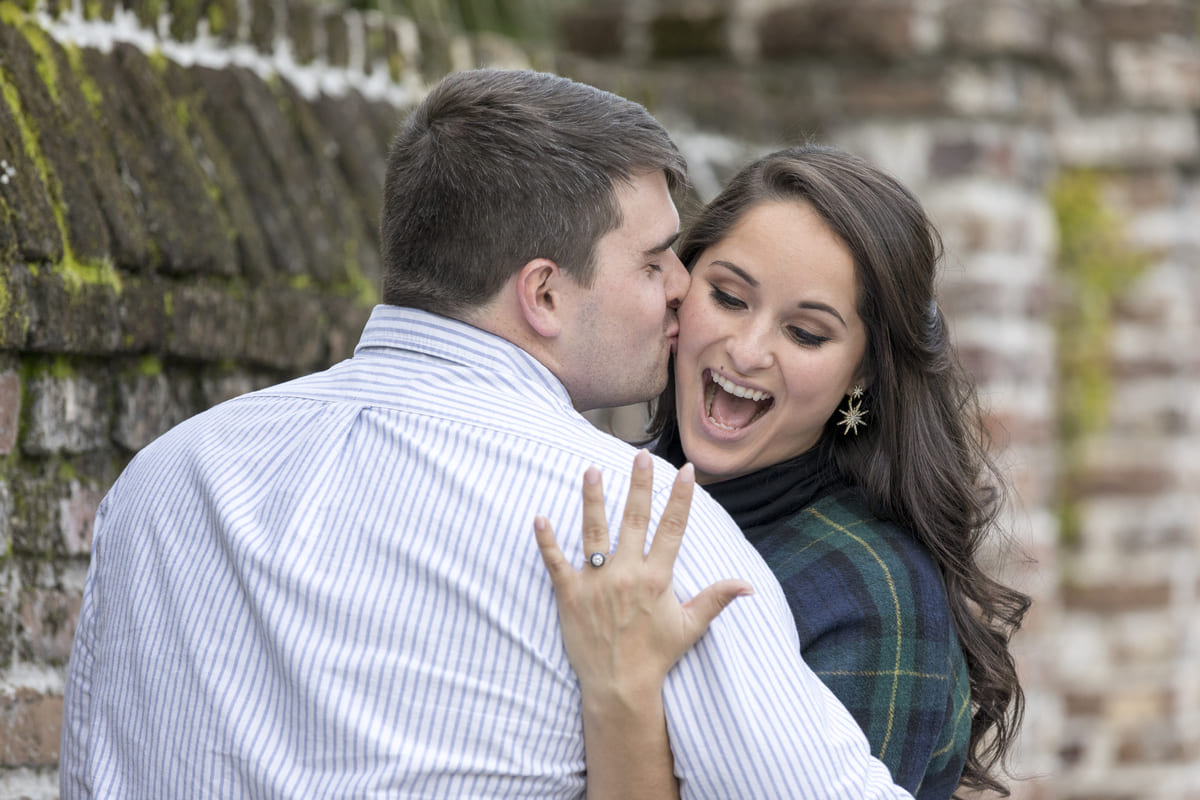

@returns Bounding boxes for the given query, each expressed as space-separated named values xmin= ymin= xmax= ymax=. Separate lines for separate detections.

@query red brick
xmin=1062 ymin=580 xmax=1171 ymax=612
xmin=1064 ymin=691 xmax=1105 ymax=716
xmin=559 ymin=7 xmax=626 ymax=58
xmin=650 ymin=11 xmax=729 ymax=60
xmin=60 ymin=481 xmax=101 ymax=556
xmin=1115 ymin=725 xmax=1185 ymax=763
xmin=838 ymin=71 xmax=946 ymax=115
xmin=0 ymin=690 xmax=61 ymax=768
xmin=1070 ymin=463 xmax=1177 ymax=497
xmin=19 ymin=586 xmax=81 ymax=663
xmin=1088 ymin=0 xmax=1193 ymax=42
xmin=759 ymin=1 xmax=918 ymax=60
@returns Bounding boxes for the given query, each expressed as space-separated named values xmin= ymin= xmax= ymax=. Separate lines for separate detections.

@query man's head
xmin=380 ymin=69 xmax=687 ymax=317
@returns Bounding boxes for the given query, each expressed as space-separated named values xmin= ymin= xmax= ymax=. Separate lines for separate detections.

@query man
xmin=61 ymin=69 xmax=908 ymax=798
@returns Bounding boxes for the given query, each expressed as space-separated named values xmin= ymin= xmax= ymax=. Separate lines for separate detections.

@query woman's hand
xmin=535 ymin=450 xmax=753 ymax=800
xmin=534 ymin=449 xmax=754 ymax=703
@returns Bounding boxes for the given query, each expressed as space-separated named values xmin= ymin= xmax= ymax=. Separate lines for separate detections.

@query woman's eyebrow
xmin=798 ymin=301 xmax=847 ymax=327
xmin=713 ymin=259 xmax=848 ymax=327
xmin=711 ymin=260 xmax=757 ymax=287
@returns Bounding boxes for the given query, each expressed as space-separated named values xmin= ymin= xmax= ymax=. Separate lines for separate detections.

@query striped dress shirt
xmin=61 ymin=305 xmax=910 ymax=799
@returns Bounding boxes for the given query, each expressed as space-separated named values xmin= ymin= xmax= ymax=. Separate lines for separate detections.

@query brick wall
xmin=570 ymin=2 xmax=1200 ymax=797
xmin=1 ymin=0 xmax=1198 ymax=797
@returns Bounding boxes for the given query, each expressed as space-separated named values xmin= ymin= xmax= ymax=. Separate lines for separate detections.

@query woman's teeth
xmin=711 ymin=372 xmax=770 ymax=402
xmin=704 ymin=372 xmax=774 ymax=431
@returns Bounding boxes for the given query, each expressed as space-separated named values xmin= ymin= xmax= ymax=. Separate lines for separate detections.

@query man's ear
xmin=515 ymin=257 xmax=567 ymax=338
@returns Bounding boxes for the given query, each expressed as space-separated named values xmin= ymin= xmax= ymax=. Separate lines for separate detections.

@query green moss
xmin=172 ymin=96 xmax=191 ymax=133
xmin=3 ymin=9 xmax=61 ymax=101
xmin=169 ymin=87 xmax=223 ymax=213
xmin=56 ymin=460 xmax=77 ymax=482
xmin=0 ymin=1 xmax=26 ymax=26
xmin=57 ymin=252 xmax=122 ymax=293
xmin=0 ymin=268 xmax=27 ymax=344
xmin=135 ymin=0 xmax=162 ymax=26
xmin=344 ymin=272 xmax=379 ymax=308
xmin=146 ymin=48 xmax=170 ymax=75
xmin=137 ymin=354 xmax=162 ymax=377
xmin=288 ymin=274 xmax=312 ymax=291
xmin=206 ymin=2 xmax=228 ymax=35
xmin=0 ymin=68 xmax=52 ymax=201
xmin=335 ymin=240 xmax=380 ymax=307
xmin=163 ymin=290 xmax=173 ymax=317
xmin=64 ymin=45 xmax=103 ymax=110
xmin=1 ymin=55 xmax=121 ymax=295
xmin=1051 ymin=170 xmax=1151 ymax=547
xmin=27 ymin=354 xmax=76 ymax=380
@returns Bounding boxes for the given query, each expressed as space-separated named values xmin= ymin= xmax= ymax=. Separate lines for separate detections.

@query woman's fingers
xmin=579 ymin=466 xmax=610 ymax=563
xmin=679 ymin=579 xmax=755 ymax=653
xmin=644 ymin=463 xmax=694 ymax=574
xmin=615 ymin=449 xmax=654 ymax=562
xmin=533 ymin=515 xmax=575 ymax=589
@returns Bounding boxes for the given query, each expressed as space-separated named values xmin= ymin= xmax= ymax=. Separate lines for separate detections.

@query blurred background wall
xmin=0 ymin=0 xmax=1197 ymax=797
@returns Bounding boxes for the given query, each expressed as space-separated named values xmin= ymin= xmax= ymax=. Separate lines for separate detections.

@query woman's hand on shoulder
xmin=534 ymin=449 xmax=754 ymax=702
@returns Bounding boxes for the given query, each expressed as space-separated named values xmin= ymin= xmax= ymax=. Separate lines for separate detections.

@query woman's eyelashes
xmin=708 ymin=284 xmax=831 ymax=348
xmin=709 ymin=285 xmax=745 ymax=310
xmin=787 ymin=327 xmax=830 ymax=347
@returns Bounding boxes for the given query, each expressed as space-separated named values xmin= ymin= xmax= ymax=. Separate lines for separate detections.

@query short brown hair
xmin=380 ymin=69 xmax=687 ymax=317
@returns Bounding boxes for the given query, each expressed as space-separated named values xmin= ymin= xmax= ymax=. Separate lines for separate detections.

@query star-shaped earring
xmin=838 ymin=385 xmax=868 ymax=436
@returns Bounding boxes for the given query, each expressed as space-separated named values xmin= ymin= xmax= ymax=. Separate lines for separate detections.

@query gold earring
xmin=838 ymin=385 xmax=868 ymax=436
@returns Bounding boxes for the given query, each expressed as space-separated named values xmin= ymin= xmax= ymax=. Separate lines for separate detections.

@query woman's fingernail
xmin=584 ymin=466 xmax=601 ymax=486
xmin=635 ymin=449 xmax=651 ymax=470
xmin=679 ymin=463 xmax=694 ymax=484
xmin=534 ymin=516 xmax=548 ymax=532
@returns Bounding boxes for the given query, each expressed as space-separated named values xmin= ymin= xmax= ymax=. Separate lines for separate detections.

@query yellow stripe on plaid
xmin=806 ymin=507 xmax=904 ymax=761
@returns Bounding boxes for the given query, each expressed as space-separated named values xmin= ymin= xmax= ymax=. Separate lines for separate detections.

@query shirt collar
xmin=353 ymin=304 xmax=574 ymax=409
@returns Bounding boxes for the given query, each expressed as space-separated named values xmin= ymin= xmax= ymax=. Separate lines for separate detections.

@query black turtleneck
xmin=652 ymin=426 xmax=847 ymax=540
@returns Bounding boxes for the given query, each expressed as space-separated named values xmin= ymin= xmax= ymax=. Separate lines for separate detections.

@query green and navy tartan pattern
xmin=745 ymin=486 xmax=971 ymax=800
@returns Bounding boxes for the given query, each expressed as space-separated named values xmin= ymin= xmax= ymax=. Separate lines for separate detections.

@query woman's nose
xmin=725 ymin=321 xmax=774 ymax=373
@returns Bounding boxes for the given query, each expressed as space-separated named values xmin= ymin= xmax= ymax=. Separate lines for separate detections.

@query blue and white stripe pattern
xmin=61 ymin=305 xmax=910 ymax=799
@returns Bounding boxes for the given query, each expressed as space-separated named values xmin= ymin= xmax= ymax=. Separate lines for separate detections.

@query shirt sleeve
xmin=656 ymin=489 xmax=913 ymax=800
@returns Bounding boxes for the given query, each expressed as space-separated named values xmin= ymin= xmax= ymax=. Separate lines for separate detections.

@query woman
xmin=536 ymin=146 xmax=1030 ymax=798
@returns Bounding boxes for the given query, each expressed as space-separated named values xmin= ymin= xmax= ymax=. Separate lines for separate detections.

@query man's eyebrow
xmin=643 ymin=232 xmax=680 ymax=257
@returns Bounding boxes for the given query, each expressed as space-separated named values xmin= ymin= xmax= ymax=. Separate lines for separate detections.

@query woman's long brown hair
xmin=649 ymin=146 xmax=1031 ymax=796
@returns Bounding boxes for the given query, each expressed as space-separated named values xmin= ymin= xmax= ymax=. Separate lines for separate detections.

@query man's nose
xmin=663 ymin=250 xmax=690 ymax=308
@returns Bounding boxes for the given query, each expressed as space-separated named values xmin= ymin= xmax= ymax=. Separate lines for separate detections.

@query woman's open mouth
xmin=704 ymin=370 xmax=774 ymax=431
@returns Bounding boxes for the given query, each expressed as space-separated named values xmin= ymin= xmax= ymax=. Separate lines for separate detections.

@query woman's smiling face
xmin=674 ymin=200 xmax=869 ymax=484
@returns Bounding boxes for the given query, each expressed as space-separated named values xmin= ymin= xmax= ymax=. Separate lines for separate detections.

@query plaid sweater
xmin=700 ymin=449 xmax=971 ymax=799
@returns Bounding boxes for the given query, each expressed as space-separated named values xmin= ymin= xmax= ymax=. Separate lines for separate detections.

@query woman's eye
xmin=788 ymin=327 xmax=830 ymax=347
xmin=709 ymin=286 xmax=745 ymax=309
